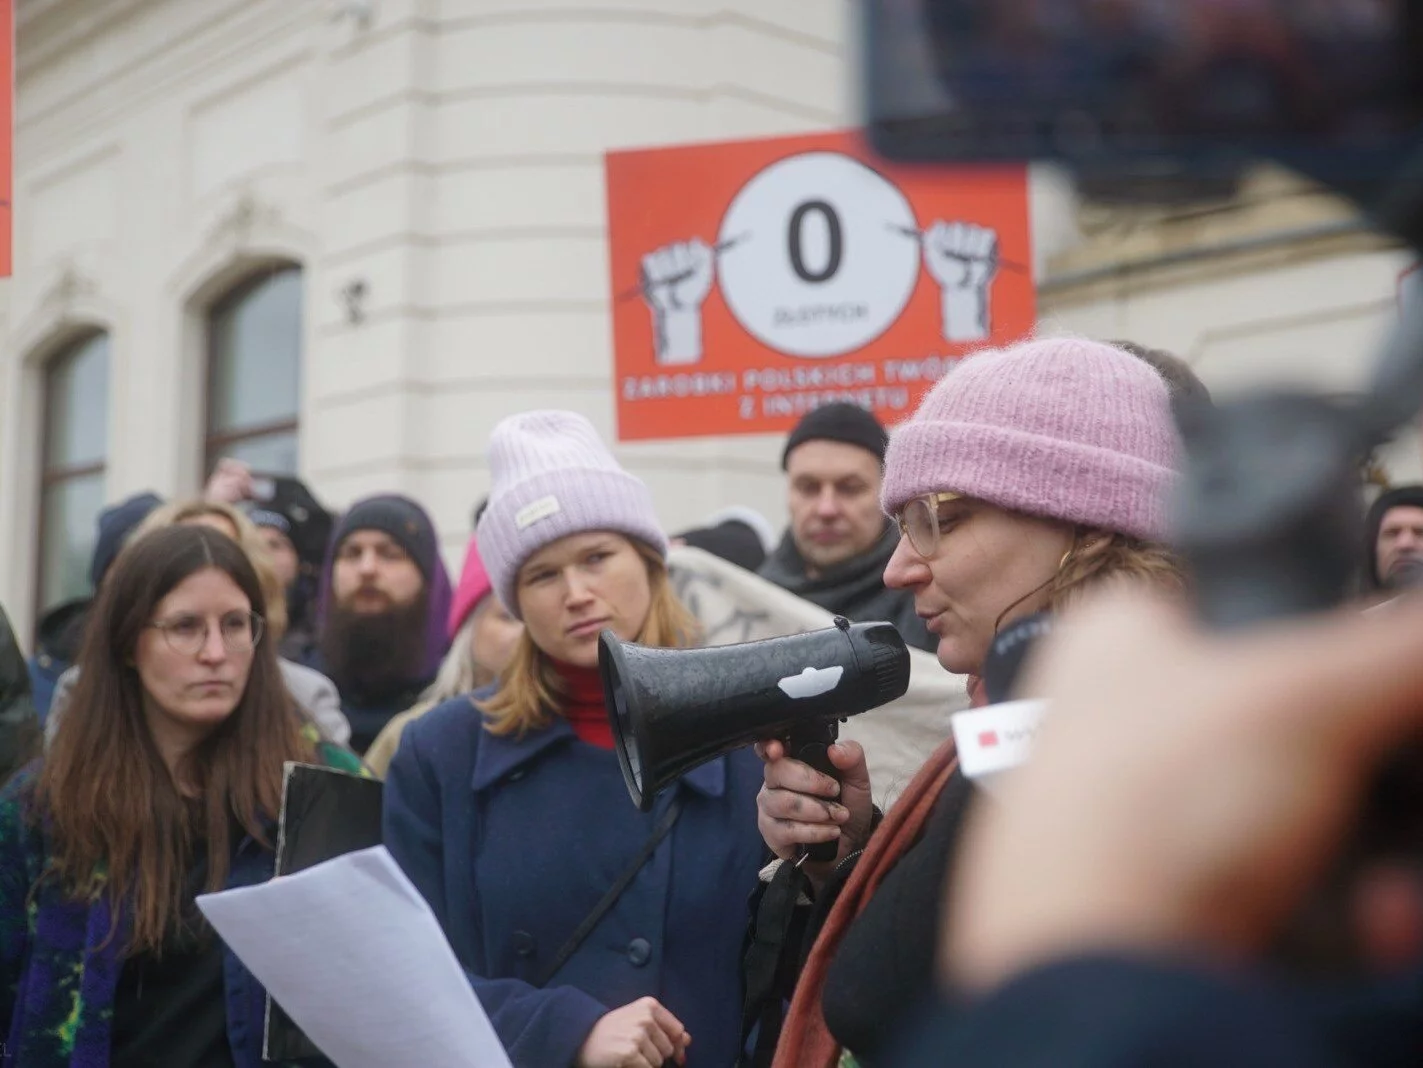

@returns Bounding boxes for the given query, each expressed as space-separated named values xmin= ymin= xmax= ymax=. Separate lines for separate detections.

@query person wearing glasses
xmin=43 ymin=500 xmax=355 ymax=752
xmin=753 ymin=337 xmax=1183 ymax=1068
xmin=0 ymin=524 xmax=362 ymax=1066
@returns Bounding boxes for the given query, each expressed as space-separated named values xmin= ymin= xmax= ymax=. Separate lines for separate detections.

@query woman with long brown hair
xmin=383 ymin=410 xmax=765 ymax=1068
xmin=0 ymin=524 xmax=360 ymax=1066
xmin=753 ymin=338 xmax=1184 ymax=1068
xmin=44 ymin=498 xmax=353 ymax=749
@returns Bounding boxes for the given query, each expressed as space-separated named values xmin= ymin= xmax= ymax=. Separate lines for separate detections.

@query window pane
xmin=208 ymin=267 xmax=302 ymax=434
xmin=44 ymin=333 xmax=110 ymax=468
xmin=219 ymin=431 xmax=298 ymax=476
xmin=39 ymin=473 xmax=106 ymax=612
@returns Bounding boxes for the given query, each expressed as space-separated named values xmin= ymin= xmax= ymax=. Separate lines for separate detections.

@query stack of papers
xmin=197 ymin=845 xmax=513 ymax=1068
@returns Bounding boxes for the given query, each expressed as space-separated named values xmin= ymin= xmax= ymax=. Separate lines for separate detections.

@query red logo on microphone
xmin=978 ymin=730 xmax=999 ymax=749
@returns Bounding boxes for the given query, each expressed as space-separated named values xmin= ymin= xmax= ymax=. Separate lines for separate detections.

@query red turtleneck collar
xmin=554 ymin=660 xmax=615 ymax=749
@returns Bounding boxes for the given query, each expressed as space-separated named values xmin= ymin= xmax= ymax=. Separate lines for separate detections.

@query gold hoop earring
xmin=1058 ymin=547 xmax=1074 ymax=572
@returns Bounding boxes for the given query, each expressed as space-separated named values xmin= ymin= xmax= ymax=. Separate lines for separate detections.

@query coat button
xmin=626 ymin=937 xmax=651 ymax=967
xmin=512 ymin=930 xmax=536 ymax=958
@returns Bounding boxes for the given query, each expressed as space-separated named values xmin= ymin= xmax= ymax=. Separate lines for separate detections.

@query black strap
xmin=534 ymin=795 xmax=684 ymax=988
xmin=736 ymin=820 xmax=879 ymax=1068
xmin=739 ymin=860 xmax=810 ymax=1067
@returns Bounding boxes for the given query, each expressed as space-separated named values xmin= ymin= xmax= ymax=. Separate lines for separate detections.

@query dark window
xmin=38 ymin=331 xmax=110 ymax=613
xmin=204 ymin=265 xmax=302 ymax=476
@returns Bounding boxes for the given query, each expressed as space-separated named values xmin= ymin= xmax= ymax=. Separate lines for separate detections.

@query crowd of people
xmin=1 ymin=333 xmax=1421 ymax=1067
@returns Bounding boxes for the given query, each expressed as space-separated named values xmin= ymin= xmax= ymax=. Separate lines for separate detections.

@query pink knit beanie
xmin=447 ymin=535 xmax=493 ymax=640
xmin=881 ymin=338 xmax=1179 ymax=541
xmin=477 ymin=410 xmax=668 ymax=617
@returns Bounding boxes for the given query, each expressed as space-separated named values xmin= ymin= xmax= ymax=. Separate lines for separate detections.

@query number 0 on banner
xmin=606 ymin=130 xmax=1035 ymax=441
xmin=717 ymin=153 xmax=920 ymax=358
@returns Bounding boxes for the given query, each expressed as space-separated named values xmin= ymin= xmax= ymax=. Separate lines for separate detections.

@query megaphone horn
xmin=598 ymin=617 xmax=911 ymax=840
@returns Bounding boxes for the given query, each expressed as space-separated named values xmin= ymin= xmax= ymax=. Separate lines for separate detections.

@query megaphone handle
xmin=785 ymin=720 xmax=842 ymax=864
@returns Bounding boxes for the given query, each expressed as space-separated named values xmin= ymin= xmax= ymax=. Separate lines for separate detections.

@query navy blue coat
xmin=383 ymin=693 xmax=765 ymax=1068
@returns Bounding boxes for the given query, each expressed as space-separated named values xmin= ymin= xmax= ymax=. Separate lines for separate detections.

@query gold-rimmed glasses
xmin=894 ymin=492 xmax=962 ymax=558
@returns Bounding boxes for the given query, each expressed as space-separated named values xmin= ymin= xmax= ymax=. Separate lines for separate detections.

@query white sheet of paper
xmin=196 ymin=845 xmax=511 ymax=1068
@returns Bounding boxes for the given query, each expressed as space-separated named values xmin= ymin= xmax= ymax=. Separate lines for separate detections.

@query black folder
xmin=261 ymin=762 xmax=384 ymax=1063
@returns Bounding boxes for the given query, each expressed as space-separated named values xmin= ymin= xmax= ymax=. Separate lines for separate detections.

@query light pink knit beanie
xmin=477 ymin=410 xmax=668 ymax=617
xmin=881 ymin=337 xmax=1180 ymax=541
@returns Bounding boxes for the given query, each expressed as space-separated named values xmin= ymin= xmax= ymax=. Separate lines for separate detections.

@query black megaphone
xmin=599 ymin=616 xmax=910 ymax=862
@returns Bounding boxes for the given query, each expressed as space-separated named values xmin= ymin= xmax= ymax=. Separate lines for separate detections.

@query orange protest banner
xmin=606 ymin=130 xmax=1034 ymax=442
xmin=0 ymin=0 xmax=11 ymax=279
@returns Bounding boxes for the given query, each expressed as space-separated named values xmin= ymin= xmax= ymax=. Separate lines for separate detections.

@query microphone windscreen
xmin=981 ymin=613 xmax=1053 ymax=705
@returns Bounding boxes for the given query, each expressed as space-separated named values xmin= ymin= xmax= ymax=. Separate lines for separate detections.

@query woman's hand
xmin=576 ymin=997 xmax=690 ymax=1068
xmin=203 ymin=457 xmax=255 ymax=505
xmin=755 ymin=739 xmax=875 ymax=889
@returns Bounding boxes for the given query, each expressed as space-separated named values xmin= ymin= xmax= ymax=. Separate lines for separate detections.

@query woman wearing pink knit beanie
xmin=383 ymin=410 xmax=765 ymax=1068
xmin=881 ymin=334 xmax=1182 ymax=674
xmin=758 ymin=338 xmax=1185 ymax=1068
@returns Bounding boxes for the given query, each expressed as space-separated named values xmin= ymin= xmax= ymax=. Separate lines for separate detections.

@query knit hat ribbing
xmin=477 ymin=411 xmax=667 ymax=618
xmin=881 ymin=338 xmax=1179 ymax=541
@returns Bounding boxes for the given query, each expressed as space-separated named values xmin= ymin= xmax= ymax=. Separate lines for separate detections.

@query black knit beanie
xmin=780 ymin=402 xmax=889 ymax=470
xmin=331 ymin=495 xmax=439 ymax=581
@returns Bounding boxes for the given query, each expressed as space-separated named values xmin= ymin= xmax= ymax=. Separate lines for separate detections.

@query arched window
xmin=38 ymin=331 xmax=110 ymax=613
xmin=205 ymin=264 xmax=303 ymax=476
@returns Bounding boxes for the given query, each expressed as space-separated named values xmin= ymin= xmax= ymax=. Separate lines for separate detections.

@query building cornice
xmin=1040 ymin=165 xmax=1399 ymax=300
xmin=17 ymin=0 xmax=168 ymax=79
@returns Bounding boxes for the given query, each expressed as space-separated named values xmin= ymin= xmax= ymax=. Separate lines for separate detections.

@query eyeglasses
xmin=894 ymin=492 xmax=962 ymax=558
xmin=147 ymin=612 xmax=265 ymax=656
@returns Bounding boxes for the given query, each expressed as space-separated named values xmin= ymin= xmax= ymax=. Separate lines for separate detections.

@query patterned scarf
xmin=771 ymin=736 xmax=960 ymax=1068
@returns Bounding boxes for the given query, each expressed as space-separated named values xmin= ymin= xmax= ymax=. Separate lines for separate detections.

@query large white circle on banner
xmin=716 ymin=152 xmax=920 ymax=358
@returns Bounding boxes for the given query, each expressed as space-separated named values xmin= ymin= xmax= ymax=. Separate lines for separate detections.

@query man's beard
xmin=320 ymin=588 xmax=430 ymax=702
xmin=1384 ymin=555 xmax=1423 ymax=591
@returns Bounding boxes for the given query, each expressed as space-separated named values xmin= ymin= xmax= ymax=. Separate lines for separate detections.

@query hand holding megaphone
xmin=599 ymin=617 xmax=910 ymax=865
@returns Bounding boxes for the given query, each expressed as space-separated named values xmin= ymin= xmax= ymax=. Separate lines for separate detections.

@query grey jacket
xmin=758 ymin=521 xmax=937 ymax=652
xmin=46 ymin=657 xmax=352 ymax=746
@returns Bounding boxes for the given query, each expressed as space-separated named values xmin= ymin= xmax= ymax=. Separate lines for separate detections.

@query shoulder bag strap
xmin=533 ymin=794 xmax=684 ymax=988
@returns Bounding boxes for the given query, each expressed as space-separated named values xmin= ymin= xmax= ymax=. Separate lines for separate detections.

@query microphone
xmin=951 ymin=614 xmax=1053 ymax=795
xmin=981 ymin=613 xmax=1054 ymax=705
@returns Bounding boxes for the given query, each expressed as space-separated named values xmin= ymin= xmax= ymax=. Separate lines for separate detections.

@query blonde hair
xmin=480 ymin=540 xmax=699 ymax=737
xmin=133 ymin=500 xmax=289 ymax=640
xmin=404 ymin=606 xmax=494 ymax=720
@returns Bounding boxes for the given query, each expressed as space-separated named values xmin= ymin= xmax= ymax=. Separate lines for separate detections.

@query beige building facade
xmin=0 ymin=0 xmax=1413 ymax=640
xmin=0 ymin=0 xmax=858 ymax=636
